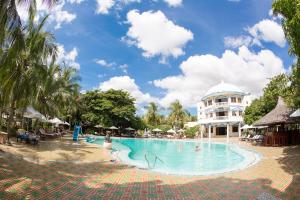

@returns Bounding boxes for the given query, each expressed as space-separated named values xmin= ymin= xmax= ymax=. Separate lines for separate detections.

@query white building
xmin=197 ymin=81 xmax=251 ymax=138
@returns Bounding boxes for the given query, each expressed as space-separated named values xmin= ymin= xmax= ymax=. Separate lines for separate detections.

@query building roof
xmin=202 ymin=81 xmax=246 ymax=100
xmin=253 ymin=97 xmax=294 ymax=126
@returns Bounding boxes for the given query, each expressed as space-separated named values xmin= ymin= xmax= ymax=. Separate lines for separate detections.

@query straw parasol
xmin=152 ymin=128 xmax=162 ymax=132
xmin=167 ymin=129 xmax=176 ymax=134
xmin=290 ymin=109 xmax=300 ymax=118
xmin=48 ymin=117 xmax=64 ymax=124
xmin=240 ymin=124 xmax=254 ymax=130
xmin=109 ymin=126 xmax=118 ymax=130
xmin=125 ymin=127 xmax=135 ymax=131
xmin=254 ymin=97 xmax=293 ymax=126
xmin=24 ymin=107 xmax=47 ymax=121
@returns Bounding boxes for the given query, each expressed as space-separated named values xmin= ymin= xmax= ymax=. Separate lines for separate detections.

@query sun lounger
xmin=39 ymin=128 xmax=58 ymax=139
xmin=240 ymin=134 xmax=251 ymax=141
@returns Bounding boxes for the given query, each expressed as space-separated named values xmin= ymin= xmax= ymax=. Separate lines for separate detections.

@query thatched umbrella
xmin=109 ymin=126 xmax=118 ymax=135
xmin=254 ymin=97 xmax=293 ymax=126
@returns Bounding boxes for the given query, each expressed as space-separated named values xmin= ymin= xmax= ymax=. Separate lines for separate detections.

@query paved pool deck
xmin=0 ymin=136 xmax=299 ymax=199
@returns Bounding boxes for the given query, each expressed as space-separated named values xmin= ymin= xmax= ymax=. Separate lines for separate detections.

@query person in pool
xmin=195 ymin=145 xmax=201 ymax=152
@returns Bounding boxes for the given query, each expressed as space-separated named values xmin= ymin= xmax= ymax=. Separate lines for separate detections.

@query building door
xmin=216 ymin=127 xmax=226 ymax=135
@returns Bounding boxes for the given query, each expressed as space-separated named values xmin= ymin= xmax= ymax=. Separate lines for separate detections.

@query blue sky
xmin=19 ymin=0 xmax=294 ymax=114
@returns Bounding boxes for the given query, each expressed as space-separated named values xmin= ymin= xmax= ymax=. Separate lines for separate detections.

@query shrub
xmin=185 ymin=126 xmax=199 ymax=138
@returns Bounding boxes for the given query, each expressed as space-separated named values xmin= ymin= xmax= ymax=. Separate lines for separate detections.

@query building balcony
xmin=214 ymin=116 xmax=228 ymax=120
xmin=215 ymin=102 xmax=228 ymax=106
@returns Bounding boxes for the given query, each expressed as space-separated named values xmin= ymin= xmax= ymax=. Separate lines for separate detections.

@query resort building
xmin=197 ymin=81 xmax=251 ymax=138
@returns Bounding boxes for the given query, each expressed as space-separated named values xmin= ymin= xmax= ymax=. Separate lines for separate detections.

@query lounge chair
xmin=240 ymin=134 xmax=251 ymax=141
xmin=248 ymin=135 xmax=259 ymax=141
xmin=28 ymin=133 xmax=40 ymax=145
xmin=39 ymin=128 xmax=57 ymax=139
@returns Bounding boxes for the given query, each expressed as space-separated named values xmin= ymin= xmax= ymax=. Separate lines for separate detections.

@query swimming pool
xmin=88 ymin=137 xmax=260 ymax=175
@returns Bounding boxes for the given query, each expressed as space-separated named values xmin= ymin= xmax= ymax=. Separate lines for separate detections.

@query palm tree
xmin=34 ymin=63 xmax=80 ymax=118
xmin=0 ymin=9 xmax=57 ymax=135
xmin=145 ymin=102 xmax=160 ymax=127
xmin=168 ymin=100 xmax=187 ymax=130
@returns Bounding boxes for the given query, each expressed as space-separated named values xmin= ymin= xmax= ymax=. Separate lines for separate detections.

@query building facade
xmin=197 ymin=81 xmax=251 ymax=138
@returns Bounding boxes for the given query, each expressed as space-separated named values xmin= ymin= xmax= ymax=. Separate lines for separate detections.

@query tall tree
xmin=272 ymin=0 xmax=300 ymax=107
xmin=144 ymin=102 xmax=160 ymax=127
xmin=244 ymin=74 xmax=293 ymax=124
xmin=0 ymin=9 xmax=57 ymax=135
xmin=168 ymin=100 xmax=187 ymax=129
xmin=81 ymin=89 xmax=136 ymax=128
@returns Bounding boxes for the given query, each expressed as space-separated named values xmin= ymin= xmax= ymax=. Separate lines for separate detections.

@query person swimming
xmin=195 ymin=145 xmax=201 ymax=152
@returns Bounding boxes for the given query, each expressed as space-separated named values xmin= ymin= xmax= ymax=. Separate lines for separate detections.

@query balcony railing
xmin=214 ymin=116 xmax=229 ymax=120
xmin=215 ymin=102 xmax=228 ymax=106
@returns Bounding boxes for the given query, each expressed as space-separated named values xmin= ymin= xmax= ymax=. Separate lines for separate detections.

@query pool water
xmin=88 ymin=137 xmax=260 ymax=175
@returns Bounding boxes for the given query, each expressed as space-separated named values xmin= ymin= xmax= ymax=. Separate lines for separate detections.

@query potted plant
xmin=103 ymin=131 xmax=112 ymax=149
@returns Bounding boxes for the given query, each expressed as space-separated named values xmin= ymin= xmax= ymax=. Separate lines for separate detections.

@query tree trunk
xmin=7 ymin=106 xmax=16 ymax=141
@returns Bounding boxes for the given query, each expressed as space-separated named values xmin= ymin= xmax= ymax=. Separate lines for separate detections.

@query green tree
xmin=81 ymin=89 xmax=137 ymax=128
xmin=272 ymin=0 xmax=300 ymax=107
xmin=185 ymin=126 xmax=199 ymax=138
xmin=244 ymin=74 xmax=293 ymax=124
xmin=0 ymin=11 xmax=57 ymax=135
xmin=168 ymin=100 xmax=187 ymax=129
xmin=144 ymin=102 xmax=160 ymax=127
xmin=0 ymin=8 xmax=80 ymax=136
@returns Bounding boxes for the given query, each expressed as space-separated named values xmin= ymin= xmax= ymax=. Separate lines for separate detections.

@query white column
xmin=200 ymin=126 xmax=203 ymax=139
xmin=238 ymin=122 xmax=241 ymax=138
xmin=226 ymin=123 xmax=230 ymax=140
xmin=208 ymin=124 xmax=211 ymax=139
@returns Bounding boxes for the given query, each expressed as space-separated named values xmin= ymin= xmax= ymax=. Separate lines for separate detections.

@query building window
xmin=231 ymin=97 xmax=236 ymax=103
xmin=237 ymin=97 xmax=242 ymax=103
xmin=239 ymin=111 xmax=243 ymax=116
xmin=232 ymin=111 xmax=236 ymax=116
xmin=204 ymin=102 xmax=207 ymax=107
xmin=232 ymin=126 xmax=239 ymax=132
xmin=210 ymin=113 xmax=213 ymax=118
xmin=208 ymin=100 xmax=212 ymax=106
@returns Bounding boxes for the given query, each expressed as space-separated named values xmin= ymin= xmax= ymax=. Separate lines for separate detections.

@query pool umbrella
xmin=152 ymin=128 xmax=162 ymax=132
xmin=109 ymin=126 xmax=118 ymax=135
xmin=178 ymin=129 xmax=185 ymax=133
xmin=94 ymin=125 xmax=103 ymax=128
xmin=291 ymin=109 xmax=300 ymax=117
xmin=125 ymin=127 xmax=135 ymax=131
xmin=240 ymin=125 xmax=254 ymax=130
xmin=24 ymin=107 xmax=47 ymax=121
xmin=167 ymin=129 xmax=176 ymax=134
xmin=109 ymin=126 xmax=118 ymax=130
xmin=63 ymin=121 xmax=70 ymax=126
xmin=49 ymin=117 xmax=64 ymax=125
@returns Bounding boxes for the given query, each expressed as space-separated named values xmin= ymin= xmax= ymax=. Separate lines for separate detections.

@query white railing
xmin=215 ymin=102 xmax=228 ymax=106
xmin=214 ymin=116 xmax=229 ymax=120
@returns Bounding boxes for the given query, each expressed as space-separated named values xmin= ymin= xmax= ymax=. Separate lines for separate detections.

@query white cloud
xmin=247 ymin=19 xmax=286 ymax=47
xmin=153 ymin=46 xmax=285 ymax=108
xmin=99 ymin=76 xmax=157 ymax=104
xmin=17 ymin=0 xmax=77 ymax=29
xmin=224 ymin=36 xmax=252 ymax=49
xmin=119 ymin=64 xmax=128 ymax=73
xmin=224 ymin=19 xmax=286 ymax=48
xmin=96 ymin=0 xmax=115 ymax=14
xmin=57 ymin=44 xmax=80 ymax=69
xmin=163 ymin=0 xmax=182 ymax=7
xmin=123 ymin=10 xmax=193 ymax=63
xmin=95 ymin=59 xmax=116 ymax=67
xmin=67 ymin=0 xmax=85 ymax=3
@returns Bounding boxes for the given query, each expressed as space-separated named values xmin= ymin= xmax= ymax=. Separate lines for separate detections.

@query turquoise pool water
xmin=88 ymin=137 xmax=260 ymax=175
